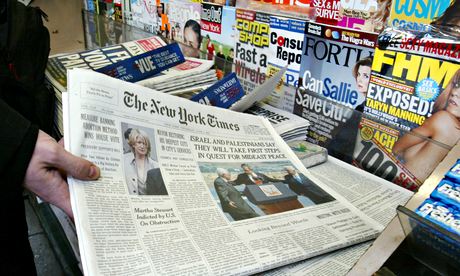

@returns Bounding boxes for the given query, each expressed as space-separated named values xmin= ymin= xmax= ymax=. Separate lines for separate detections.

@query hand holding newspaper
xmin=63 ymin=69 xmax=383 ymax=275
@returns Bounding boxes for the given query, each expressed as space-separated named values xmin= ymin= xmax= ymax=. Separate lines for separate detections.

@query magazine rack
xmin=37 ymin=10 xmax=457 ymax=275
xmin=396 ymin=205 xmax=460 ymax=275
xmin=78 ymin=11 xmax=459 ymax=177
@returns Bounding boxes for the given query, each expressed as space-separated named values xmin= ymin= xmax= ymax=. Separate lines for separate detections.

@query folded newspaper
xmin=64 ymin=69 xmax=384 ymax=275
xmin=246 ymin=103 xmax=310 ymax=142
xmin=137 ymin=57 xmax=217 ymax=94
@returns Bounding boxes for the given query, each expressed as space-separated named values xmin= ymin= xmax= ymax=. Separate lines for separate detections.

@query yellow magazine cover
xmin=357 ymin=28 xmax=460 ymax=187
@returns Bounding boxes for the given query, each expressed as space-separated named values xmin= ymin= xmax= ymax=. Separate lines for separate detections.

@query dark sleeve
xmin=261 ymin=173 xmax=282 ymax=183
xmin=146 ymin=168 xmax=168 ymax=195
xmin=0 ymin=98 xmax=39 ymax=196
xmin=214 ymin=180 xmax=230 ymax=204
xmin=228 ymin=180 xmax=238 ymax=186
xmin=283 ymin=175 xmax=290 ymax=183
xmin=327 ymin=111 xmax=362 ymax=164
xmin=0 ymin=98 xmax=38 ymax=274
xmin=234 ymin=174 xmax=244 ymax=185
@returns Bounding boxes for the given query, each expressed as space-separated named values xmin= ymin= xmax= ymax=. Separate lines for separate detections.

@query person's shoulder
xmin=425 ymin=110 xmax=460 ymax=134
xmin=430 ymin=110 xmax=451 ymax=118
xmin=148 ymin=157 xmax=159 ymax=166
xmin=428 ymin=110 xmax=458 ymax=127
xmin=147 ymin=167 xmax=161 ymax=177
xmin=123 ymin=152 xmax=133 ymax=161
xmin=214 ymin=177 xmax=224 ymax=185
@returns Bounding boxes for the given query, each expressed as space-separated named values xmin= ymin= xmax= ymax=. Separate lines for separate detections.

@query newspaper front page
xmin=63 ymin=69 xmax=383 ymax=275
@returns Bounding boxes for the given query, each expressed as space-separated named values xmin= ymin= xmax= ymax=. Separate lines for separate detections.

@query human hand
xmin=229 ymin=201 xmax=237 ymax=208
xmin=24 ymin=130 xmax=100 ymax=219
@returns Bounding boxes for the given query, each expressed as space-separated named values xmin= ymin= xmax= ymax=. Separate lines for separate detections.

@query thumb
xmin=55 ymin=149 xmax=101 ymax=180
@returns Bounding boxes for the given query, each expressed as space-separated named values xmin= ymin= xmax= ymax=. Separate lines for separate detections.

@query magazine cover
xmin=364 ymin=49 xmax=459 ymax=131
xmin=312 ymin=0 xmax=392 ymax=33
xmin=265 ymin=15 xmax=306 ymax=113
xmin=200 ymin=3 xmax=236 ymax=78
xmin=166 ymin=0 xmax=202 ymax=57
xmin=233 ymin=8 xmax=271 ymax=93
xmin=298 ymin=21 xmax=378 ymax=109
xmin=352 ymin=116 xmax=422 ymax=190
xmin=355 ymin=28 xmax=460 ymax=186
xmin=125 ymin=0 xmax=158 ymax=33
xmin=388 ymin=0 xmax=454 ymax=31
xmin=293 ymin=88 xmax=359 ymax=161
xmin=235 ymin=0 xmax=313 ymax=19
xmin=294 ymin=22 xmax=378 ymax=169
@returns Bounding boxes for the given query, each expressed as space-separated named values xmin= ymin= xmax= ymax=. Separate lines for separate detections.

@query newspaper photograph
xmin=63 ymin=68 xmax=383 ymax=275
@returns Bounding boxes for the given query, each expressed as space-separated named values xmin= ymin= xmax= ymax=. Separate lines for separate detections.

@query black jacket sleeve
xmin=0 ymin=98 xmax=38 ymax=275
xmin=0 ymin=98 xmax=38 ymax=188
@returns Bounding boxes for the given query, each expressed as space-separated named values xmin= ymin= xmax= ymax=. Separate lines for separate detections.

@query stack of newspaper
xmin=137 ymin=57 xmax=217 ymax=95
xmin=46 ymin=36 xmax=167 ymax=136
xmin=45 ymin=36 xmax=216 ymax=136
xmin=246 ymin=103 xmax=310 ymax=142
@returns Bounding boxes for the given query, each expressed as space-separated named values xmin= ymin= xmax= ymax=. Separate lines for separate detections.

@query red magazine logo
xmin=201 ymin=21 xmax=222 ymax=34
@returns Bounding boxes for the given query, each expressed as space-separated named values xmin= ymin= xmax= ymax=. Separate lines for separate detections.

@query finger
xmin=58 ymin=137 xmax=65 ymax=147
xmin=48 ymin=175 xmax=74 ymax=219
xmin=54 ymin=148 xmax=100 ymax=180
xmin=35 ymin=170 xmax=74 ymax=219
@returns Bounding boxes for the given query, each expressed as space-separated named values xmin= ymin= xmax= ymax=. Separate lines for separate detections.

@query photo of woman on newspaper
xmin=122 ymin=124 xmax=167 ymax=196
xmin=393 ymin=69 xmax=460 ymax=181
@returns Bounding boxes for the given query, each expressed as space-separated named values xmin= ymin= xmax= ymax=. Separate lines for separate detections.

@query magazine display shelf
xmin=81 ymin=8 xmax=455 ymax=179
xmin=79 ymin=11 xmax=460 ymax=175
xmin=35 ymin=10 xmax=458 ymax=275
xmin=396 ymin=205 xmax=460 ymax=275
xmin=350 ymin=142 xmax=460 ymax=275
